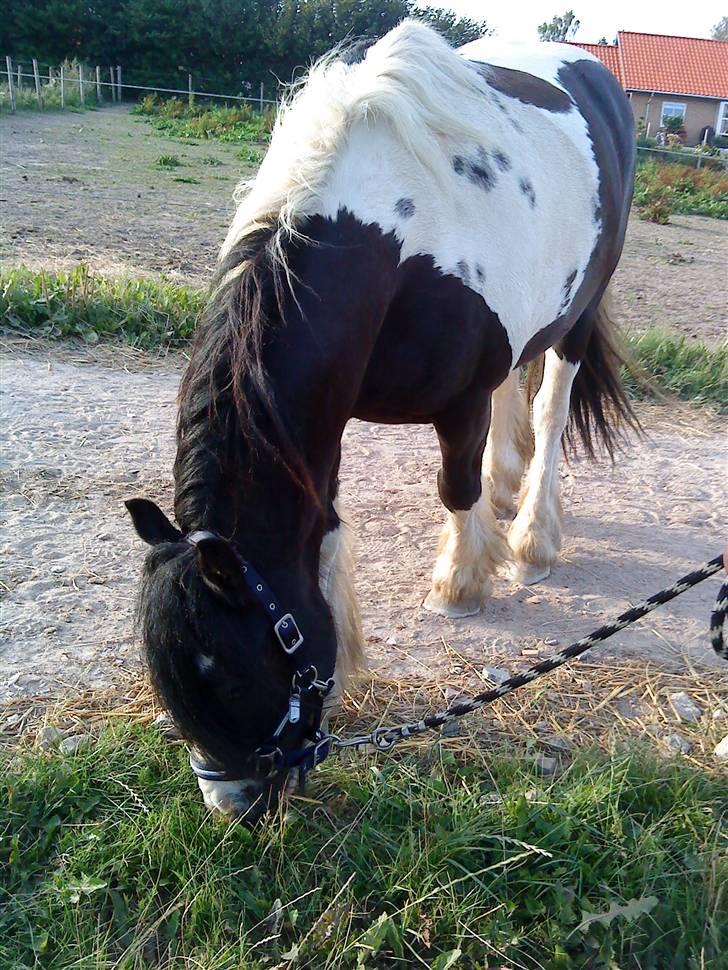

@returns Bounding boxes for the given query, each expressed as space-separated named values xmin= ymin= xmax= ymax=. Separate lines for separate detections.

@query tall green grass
xmin=0 ymin=265 xmax=203 ymax=349
xmin=2 ymin=267 xmax=726 ymax=410
xmin=2 ymin=722 xmax=726 ymax=969
xmin=624 ymin=329 xmax=728 ymax=411
xmin=132 ymin=94 xmax=274 ymax=143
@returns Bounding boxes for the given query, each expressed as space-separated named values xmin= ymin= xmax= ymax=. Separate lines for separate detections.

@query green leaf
xmin=66 ymin=874 xmax=108 ymax=904
xmin=432 ymin=948 xmax=463 ymax=970
xmin=575 ymin=896 xmax=658 ymax=934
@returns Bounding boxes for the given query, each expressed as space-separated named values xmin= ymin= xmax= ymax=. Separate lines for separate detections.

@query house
xmin=570 ymin=32 xmax=728 ymax=146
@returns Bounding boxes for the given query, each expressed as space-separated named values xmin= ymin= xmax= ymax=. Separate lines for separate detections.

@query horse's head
xmin=126 ymin=498 xmax=338 ymax=822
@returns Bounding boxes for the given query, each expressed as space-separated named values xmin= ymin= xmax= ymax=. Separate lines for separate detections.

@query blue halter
xmin=184 ymin=530 xmax=335 ymax=785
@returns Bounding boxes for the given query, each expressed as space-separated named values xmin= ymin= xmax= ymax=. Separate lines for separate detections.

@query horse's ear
xmin=195 ymin=537 xmax=249 ymax=605
xmin=125 ymin=499 xmax=182 ymax=546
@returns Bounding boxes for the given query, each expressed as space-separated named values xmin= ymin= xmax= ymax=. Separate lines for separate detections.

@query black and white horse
xmin=127 ymin=21 xmax=638 ymax=818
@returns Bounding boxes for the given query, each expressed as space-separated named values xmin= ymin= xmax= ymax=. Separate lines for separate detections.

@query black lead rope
xmin=333 ymin=554 xmax=727 ymax=755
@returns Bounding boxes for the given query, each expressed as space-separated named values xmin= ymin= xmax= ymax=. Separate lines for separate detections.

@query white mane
xmin=219 ymin=20 xmax=488 ymax=269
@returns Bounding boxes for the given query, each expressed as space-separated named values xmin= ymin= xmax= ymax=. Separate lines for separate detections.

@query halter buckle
xmin=274 ymin=613 xmax=304 ymax=654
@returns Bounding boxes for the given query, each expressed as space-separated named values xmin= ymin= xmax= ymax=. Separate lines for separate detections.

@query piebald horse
xmin=127 ymin=21 xmax=638 ymax=818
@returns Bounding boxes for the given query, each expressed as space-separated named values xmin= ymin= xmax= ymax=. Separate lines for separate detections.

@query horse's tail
xmin=527 ymin=287 xmax=644 ymax=459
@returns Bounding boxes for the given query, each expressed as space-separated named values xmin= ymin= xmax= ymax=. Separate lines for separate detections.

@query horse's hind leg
xmin=424 ymin=390 xmax=509 ymax=617
xmin=483 ymin=370 xmax=533 ymax=518
xmin=508 ymin=348 xmax=579 ymax=584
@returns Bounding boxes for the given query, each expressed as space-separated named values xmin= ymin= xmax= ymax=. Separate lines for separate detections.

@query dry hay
xmin=2 ymin=650 xmax=726 ymax=774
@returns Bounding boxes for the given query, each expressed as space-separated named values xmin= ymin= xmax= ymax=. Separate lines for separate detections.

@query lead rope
xmin=333 ymin=554 xmax=726 ymax=754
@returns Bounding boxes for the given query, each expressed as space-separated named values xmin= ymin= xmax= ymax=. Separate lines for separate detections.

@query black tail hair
xmin=528 ymin=288 xmax=645 ymax=459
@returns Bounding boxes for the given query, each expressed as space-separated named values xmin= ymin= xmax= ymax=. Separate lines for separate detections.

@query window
xmin=717 ymin=102 xmax=728 ymax=137
xmin=660 ymin=102 xmax=686 ymax=126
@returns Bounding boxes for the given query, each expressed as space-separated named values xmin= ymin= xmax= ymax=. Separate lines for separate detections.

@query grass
xmin=2 ymin=266 xmax=726 ymax=412
xmin=132 ymin=94 xmax=274 ymax=144
xmin=0 ymin=265 xmax=202 ymax=350
xmin=634 ymin=160 xmax=728 ymax=222
xmin=624 ymin=330 xmax=728 ymax=411
xmin=156 ymin=154 xmax=182 ymax=168
xmin=2 ymin=664 xmax=727 ymax=970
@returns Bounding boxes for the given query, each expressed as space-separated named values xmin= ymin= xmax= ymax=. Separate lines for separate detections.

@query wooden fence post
xmin=108 ymin=66 xmax=115 ymax=102
xmin=188 ymin=72 xmax=193 ymax=109
xmin=116 ymin=65 xmax=122 ymax=102
xmin=5 ymin=56 xmax=16 ymax=112
xmin=95 ymin=65 xmax=102 ymax=102
xmin=32 ymin=58 xmax=43 ymax=109
xmin=60 ymin=64 xmax=65 ymax=108
xmin=259 ymin=81 xmax=264 ymax=112
xmin=79 ymin=63 xmax=85 ymax=105
xmin=17 ymin=62 xmax=22 ymax=90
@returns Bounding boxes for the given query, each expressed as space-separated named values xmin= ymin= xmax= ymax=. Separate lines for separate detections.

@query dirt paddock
xmin=1 ymin=107 xmax=727 ymax=706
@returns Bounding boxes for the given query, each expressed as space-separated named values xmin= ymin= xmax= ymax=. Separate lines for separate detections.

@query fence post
xmin=109 ymin=66 xmax=116 ymax=102
xmin=32 ymin=58 xmax=43 ymax=109
xmin=259 ymin=81 xmax=264 ymax=112
xmin=60 ymin=64 xmax=65 ymax=108
xmin=188 ymin=72 xmax=193 ymax=109
xmin=95 ymin=65 xmax=102 ymax=102
xmin=79 ymin=63 xmax=85 ymax=105
xmin=17 ymin=61 xmax=22 ymax=91
xmin=116 ymin=65 xmax=122 ymax=102
xmin=5 ymin=56 xmax=16 ymax=112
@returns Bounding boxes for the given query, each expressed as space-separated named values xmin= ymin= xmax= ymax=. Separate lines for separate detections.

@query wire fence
xmin=637 ymin=145 xmax=727 ymax=172
xmin=1 ymin=56 xmax=278 ymax=113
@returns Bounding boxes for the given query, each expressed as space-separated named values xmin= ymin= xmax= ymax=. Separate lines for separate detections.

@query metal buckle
xmin=274 ymin=613 xmax=304 ymax=654
xmin=312 ymin=734 xmax=331 ymax=766
xmin=254 ymin=747 xmax=283 ymax=778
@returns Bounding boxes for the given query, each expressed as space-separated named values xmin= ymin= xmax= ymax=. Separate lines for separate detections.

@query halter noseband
xmin=185 ymin=530 xmax=335 ymax=785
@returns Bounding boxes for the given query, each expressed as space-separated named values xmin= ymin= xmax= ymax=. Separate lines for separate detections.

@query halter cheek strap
xmin=185 ymin=530 xmax=335 ymax=785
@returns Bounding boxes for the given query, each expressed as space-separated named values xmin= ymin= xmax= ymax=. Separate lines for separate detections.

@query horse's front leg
xmin=424 ymin=390 xmax=508 ymax=617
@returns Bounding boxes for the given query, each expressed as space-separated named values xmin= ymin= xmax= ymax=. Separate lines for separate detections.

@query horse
xmin=127 ymin=20 xmax=638 ymax=819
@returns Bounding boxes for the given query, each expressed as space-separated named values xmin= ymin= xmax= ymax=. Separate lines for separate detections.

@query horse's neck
xmin=173 ymin=221 xmax=399 ymax=557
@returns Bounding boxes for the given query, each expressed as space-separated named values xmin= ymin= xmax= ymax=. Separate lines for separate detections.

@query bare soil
xmin=1 ymin=106 xmax=727 ymax=342
xmin=1 ymin=108 xmax=726 ymax=707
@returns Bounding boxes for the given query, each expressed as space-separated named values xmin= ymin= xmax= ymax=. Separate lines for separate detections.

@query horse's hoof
xmin=509 ymin=562 xmax=551 ymax=586
xmin=423 ymin=590 xmax=483 ymax=618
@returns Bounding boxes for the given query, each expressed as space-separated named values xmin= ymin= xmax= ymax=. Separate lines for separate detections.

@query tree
xmin=537 ymin=10 xmax=580 ymax=42
xmin=597 ymin=36 xmax=609 ymax=45
xmin=711 ymin=16 xmax=728 ymax=39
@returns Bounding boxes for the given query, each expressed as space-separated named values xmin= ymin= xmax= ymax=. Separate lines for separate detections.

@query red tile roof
xmin=570 ymin=32 xmax=728 ymax=100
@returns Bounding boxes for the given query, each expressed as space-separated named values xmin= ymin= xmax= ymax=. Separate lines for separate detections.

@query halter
xmin=185 ymin=530 xmax=335 ymax=786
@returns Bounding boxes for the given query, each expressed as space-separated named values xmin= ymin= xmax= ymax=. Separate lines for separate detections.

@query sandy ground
xmin=1 ymin=107 xmax=727 ymax=342
xmin=1 ymin=343 xmax=725 ymax=704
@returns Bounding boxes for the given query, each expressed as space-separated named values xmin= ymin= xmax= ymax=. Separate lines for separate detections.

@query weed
xmin=202 ymin=155 xmax=223 ymax=166
xmin=0 ymin=265 xmax=202 ymax=349
xmin=634 ymin=160 xmax=728 ymax=221
xmin=156 ymin=153 xmax=182 ymax=168
xmin=133 ymin=95 xmax=275 ymax=144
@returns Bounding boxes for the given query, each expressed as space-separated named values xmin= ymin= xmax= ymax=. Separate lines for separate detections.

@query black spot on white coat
xmin=519 ymin=177 xmax=536 ymax=207
xmin=394 ymin=197 xmax=416 ymax=219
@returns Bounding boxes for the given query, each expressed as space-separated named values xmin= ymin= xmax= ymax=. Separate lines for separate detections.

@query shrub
xmin=634 ymin=160 xmax=728 ymax=220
